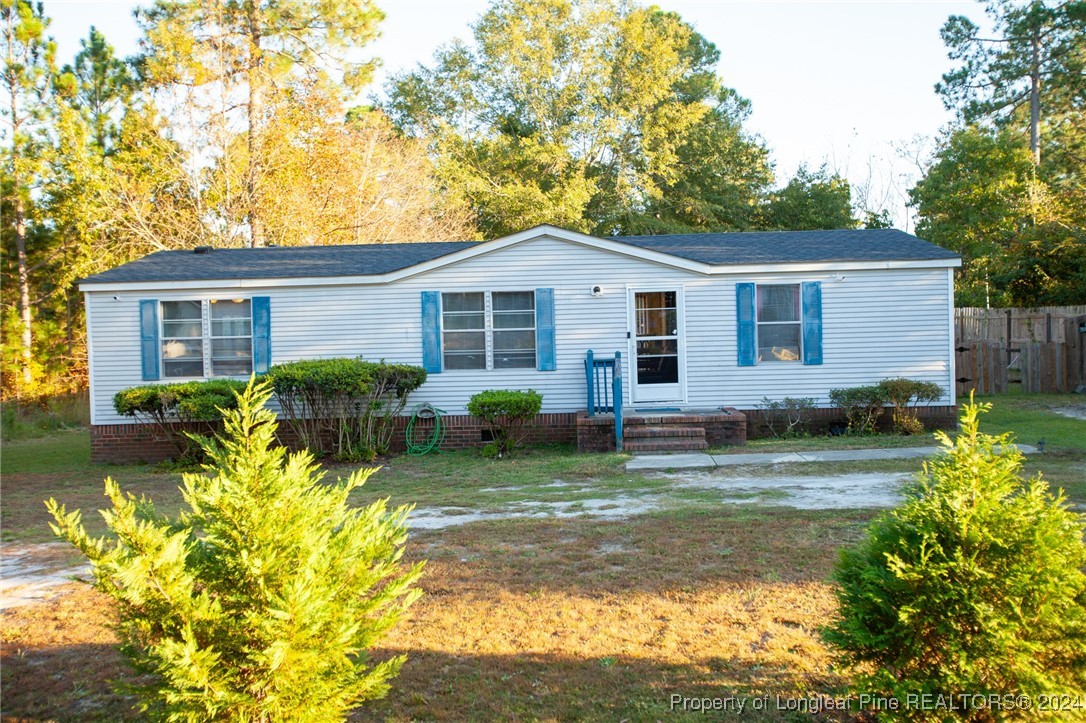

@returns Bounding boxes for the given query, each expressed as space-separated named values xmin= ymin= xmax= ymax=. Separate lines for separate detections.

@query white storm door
xmin=628 ymin=288 xmax=685 ymax=404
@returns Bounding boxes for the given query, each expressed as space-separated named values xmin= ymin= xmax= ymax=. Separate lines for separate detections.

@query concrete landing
xmin=625 ymin=445 xmax=1037 ymax=471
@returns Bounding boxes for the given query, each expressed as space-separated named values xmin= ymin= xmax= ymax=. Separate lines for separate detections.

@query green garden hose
xmin=405 ymin=403 xmax=445 ymax=455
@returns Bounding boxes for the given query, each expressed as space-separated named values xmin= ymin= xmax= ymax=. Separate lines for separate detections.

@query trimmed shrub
xmin=467 ymin=389 xmax=543 ymax=457
xmin=113 ymin=379 xmax=248 ymax=461
xmin=828 ymin=384 xmax=887 ymax=435
xmin=877 ymin=377 xmax=945 ymax=435
xmin=49 ymin=377 xmax=424 ymax=721
xmin=266 ymin=358 xmax=426 ymax=461
xmin=823 ymin=399 xmax=1086 ymax=711
xmin=755 ymin=396 xmax=815 ymax=438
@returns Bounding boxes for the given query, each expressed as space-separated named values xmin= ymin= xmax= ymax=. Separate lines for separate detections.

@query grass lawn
xmin=1 ymin=393 xmax=1082 ymax=720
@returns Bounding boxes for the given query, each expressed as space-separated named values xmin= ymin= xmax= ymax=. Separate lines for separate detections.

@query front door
xmin=628 ymin=288 xmax=684 ymax=404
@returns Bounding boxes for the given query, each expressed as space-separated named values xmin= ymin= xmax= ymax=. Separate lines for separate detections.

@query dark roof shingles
xmin=80 ymin=241 xmax=479 ymax=284
xmin=615 ymin=228 xmax=960 ymax=264
xmin=80 ymin=229 xmax=958 ymax=285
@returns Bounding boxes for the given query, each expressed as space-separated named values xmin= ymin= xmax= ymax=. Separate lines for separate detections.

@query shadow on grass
xmin=1 ymin=642 xmax=145 ymax=722
xmin=0 ymin=643 xmax=852 ymax=723
xmin=357 ymin=648 xmax=853 ymax=722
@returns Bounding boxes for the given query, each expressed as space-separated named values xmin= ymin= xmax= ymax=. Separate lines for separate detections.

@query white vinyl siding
xmin=84 ymin=234 xmax=955 ymax=425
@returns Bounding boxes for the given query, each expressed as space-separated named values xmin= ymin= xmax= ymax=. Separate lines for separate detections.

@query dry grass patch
xmin=2 ymin=508 xmax=870 ymax=721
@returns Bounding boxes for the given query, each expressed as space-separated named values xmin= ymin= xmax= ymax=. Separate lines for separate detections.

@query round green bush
xmin=824 ymin=399 xmax=1086 ymax=713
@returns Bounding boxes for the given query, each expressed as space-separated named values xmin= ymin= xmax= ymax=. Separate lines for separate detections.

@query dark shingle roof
xmin=80 ymin=228 xmax=958 ymax=285
xmin=80 ymin=241 xmax=479 ymax=284
xmin=614 ymin=228 xmax=960 ymax=265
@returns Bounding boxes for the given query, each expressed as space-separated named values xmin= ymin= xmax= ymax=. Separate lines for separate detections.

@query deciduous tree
xmin=763 ymin=164 xmax=857 ymax=231
xmin=137 ymin=0 xmax=385 ymax=247
xmin=386 ymin=0 xmax=771 ymax=238
xmin=208 ymin=82 xmax=476 ymax=246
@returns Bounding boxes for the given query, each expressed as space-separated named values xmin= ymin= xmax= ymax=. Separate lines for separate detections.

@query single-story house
xmin=79 ymin=225 xmax=961 ymax=461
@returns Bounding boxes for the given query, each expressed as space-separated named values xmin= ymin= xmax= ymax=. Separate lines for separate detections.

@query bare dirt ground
xmin=1052 ymin=404 xmax=1086 ymax=421
xmin=3 ymin=471 xmax=908 ymax=605
xmin=1 ymin=543 xmax=90 ymax=611
xmin=410 ymin=471 xmax=908 ymax=528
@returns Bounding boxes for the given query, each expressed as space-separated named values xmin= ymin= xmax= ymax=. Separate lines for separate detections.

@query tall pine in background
xmin=912 ymin=0 xmax=1086 ymax=306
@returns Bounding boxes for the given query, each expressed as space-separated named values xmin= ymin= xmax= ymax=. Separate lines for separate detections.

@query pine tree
xmin=48 ymin=377 xmax=424 ymax=721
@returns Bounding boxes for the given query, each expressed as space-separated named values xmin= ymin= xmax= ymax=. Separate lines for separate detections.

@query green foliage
xmin=911 ymin=125 xmax=1086 ymax=306
xmin=266 ymin=358 xmax=427 ymax=461
xmin=828 ymin=384 xmax=888 ymax=435
xmin=755 ymin=396 xmax=815 ymax=438
xmin=937 ymin=1 xmax=1084 ymax=145
xmin=113 ymin=379 xmax=248 ymax=461
xmin=764 ymin=164 xmax=858 ymax=231
xmin=915 ymin=0 xmax=1086 ymax=306
xmin=48 ymin=377 xmax=424 ymax=721
xmin=877 ymin=378 xmax=944 ymax=435
xmin=824 ymin=399 xmax=1086 ymax=711
xmin=467 ymin=389 xmax=543 ymax=457
xmin=0 ymin=392 xmax=88 ymax=440
xmin=384 ymin=0 xmax=771 ymax=237
xmin=55 ymin=26 xmax=135 ymax=152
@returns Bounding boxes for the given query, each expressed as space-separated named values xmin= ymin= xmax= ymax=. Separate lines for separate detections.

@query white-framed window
xmin=756 ymin=284 xmax=801 ymax=362
xmin=441 ymin=290 xmax=536 ymax=370
xmin=161 ymin=299 xmax=253 ymax=378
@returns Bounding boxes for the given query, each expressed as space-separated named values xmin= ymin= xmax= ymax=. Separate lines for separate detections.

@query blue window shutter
xmin=736 ymin=283 xmax=756 ymax=367
xmin=252 ymin=296 xmax=271 ymax=373
xmin=802 ymin=281 xmax=823 ymax=365
xmin=421 ymin=291 xmax=442 ymax=373
xmin=139 ymin=299 xmax=160 ymax=381
xmin=535 ymin=287 xmax=556 ymax=371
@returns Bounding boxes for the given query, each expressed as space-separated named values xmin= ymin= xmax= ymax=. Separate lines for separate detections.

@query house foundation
xmin=90 ymin=405 xmax=958 ymax=463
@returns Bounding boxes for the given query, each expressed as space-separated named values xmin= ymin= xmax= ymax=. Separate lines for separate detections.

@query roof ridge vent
xmin=193 ymin=245 xmax=213 ymax=255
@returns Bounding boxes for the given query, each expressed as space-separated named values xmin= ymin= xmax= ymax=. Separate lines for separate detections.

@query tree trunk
xmin=246 ymin=1 xmax=264 ymax=248
xmin=1029 ymin=26 xmax=1041 ymax=169
xmin=14 ymin=194 xmax=33 ymax=392
xmin=6 ymin=19 xmax=33 ymax=393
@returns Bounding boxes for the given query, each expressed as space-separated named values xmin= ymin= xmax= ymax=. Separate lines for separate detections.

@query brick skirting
xmin=91 ymin=405 xmax=959 ymax=463
xmin=91 ymin=412 xmax=579 ymax=464
xmin=740 ymin=405 xmax=959 ymax=440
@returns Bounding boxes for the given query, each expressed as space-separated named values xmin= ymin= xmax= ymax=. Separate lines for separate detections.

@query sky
xmin=44 ymin=0 xmax=990 ymax=230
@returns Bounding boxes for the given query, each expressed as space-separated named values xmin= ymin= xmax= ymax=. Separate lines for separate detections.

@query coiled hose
xmin=405 ymin=403 xmax=445 ymax=455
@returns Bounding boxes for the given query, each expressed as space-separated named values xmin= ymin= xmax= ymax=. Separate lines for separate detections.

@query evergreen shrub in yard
xmin=113 ymin=379 xmax=248 ymax=461
xmin=49 ymin=378 xmax=424 ymax=721
xmin=467 ymin=389 xmax=543 ymax=457
xmin=876 ymin=377 xmax=944 ymax=435
xmin=266 ymin=357 xmax=427 ymax=460
xmin=828 ymin=384 xmax=888 ymax=435
xmin=824 ymin=399 xmax=1086 ymax=713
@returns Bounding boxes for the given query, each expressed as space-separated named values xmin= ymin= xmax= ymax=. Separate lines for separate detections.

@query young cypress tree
xmin=48 ymin=377 xmax=423 ymax=721
xmin=824 ymin=398 xmax=1086 ymax=707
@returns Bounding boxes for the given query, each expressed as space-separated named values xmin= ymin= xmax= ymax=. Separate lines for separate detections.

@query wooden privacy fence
xmin=955 ymin=312 xmax=1086 ymax=396
xmin=956 ymin=305 xmax=1086 ymax=343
